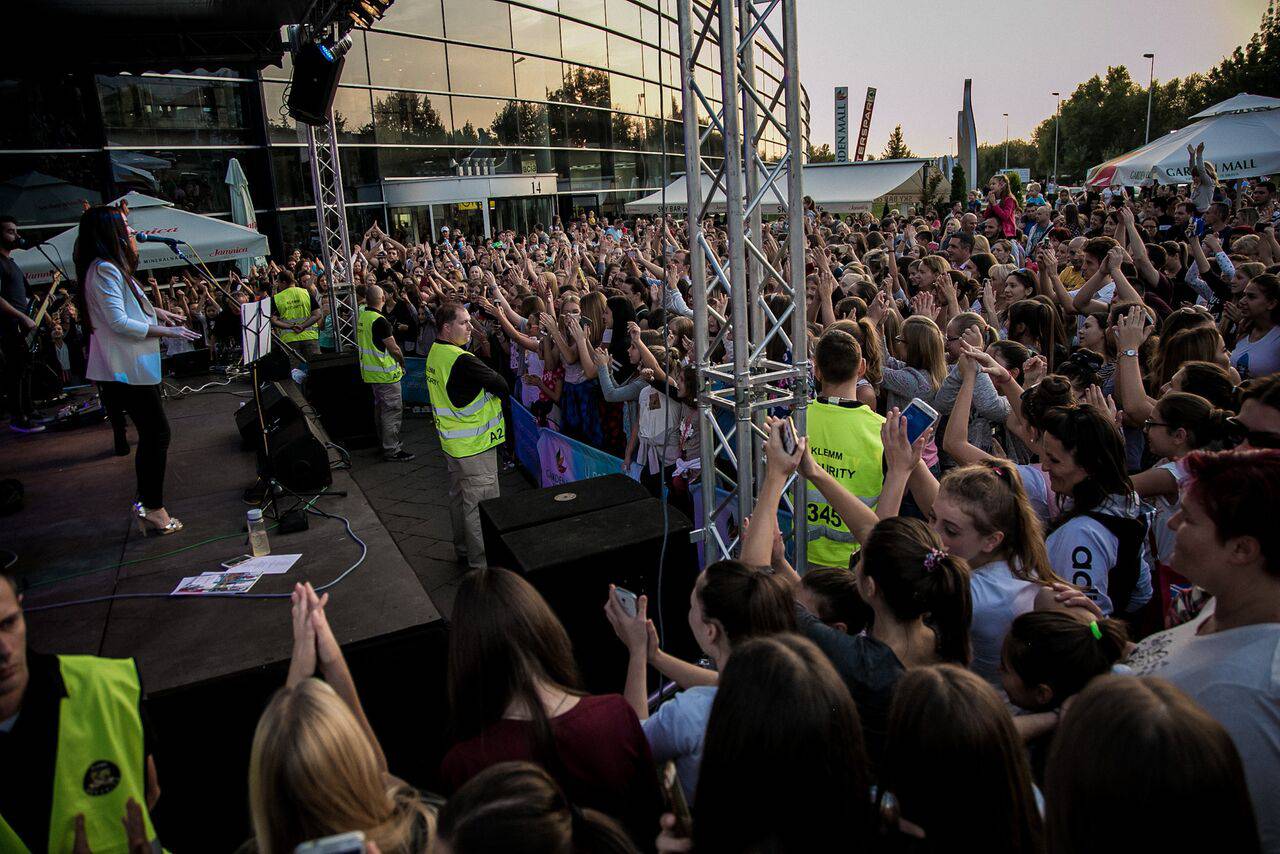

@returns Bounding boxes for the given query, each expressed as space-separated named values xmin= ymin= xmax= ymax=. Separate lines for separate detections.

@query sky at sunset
xmin=795 ymin=0 xmax=1270 ymax=157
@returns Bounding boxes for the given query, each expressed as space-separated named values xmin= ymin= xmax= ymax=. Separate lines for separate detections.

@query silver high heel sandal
xmin=134 ymin=502 xmax=184 ymax=536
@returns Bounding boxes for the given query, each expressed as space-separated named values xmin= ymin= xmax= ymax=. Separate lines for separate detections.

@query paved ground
xmin=347 ymin=412 xmax=533 ymax=617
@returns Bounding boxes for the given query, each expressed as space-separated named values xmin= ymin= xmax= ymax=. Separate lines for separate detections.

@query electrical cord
xmin=21 ymin=504 xmax=366 ymax=611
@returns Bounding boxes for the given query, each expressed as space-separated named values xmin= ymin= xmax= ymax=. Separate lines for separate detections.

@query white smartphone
xmin=221 ymin=554 xmax=254 ymax=570
xmin=295 ymin=832 xmax=365 ymax=854
xmin=901 ymin=398 xmax=940 ymax=445
xmin=613 ymin=586 xmax=639 ymax=618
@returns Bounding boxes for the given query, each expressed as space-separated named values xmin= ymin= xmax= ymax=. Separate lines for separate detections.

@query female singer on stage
xmin=73 ymin=205 xmax=201 ymax=535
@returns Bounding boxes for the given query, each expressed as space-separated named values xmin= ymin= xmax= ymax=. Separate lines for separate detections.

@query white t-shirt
xmin=969 ymin=559 xmax=1041 ymax=686
xmin=1146 ymin=459 xmax=1190 ymax=567
xmin=1016 ymin=464 xmax=1056 ymax=524
xmin=642 ymin=686 xmax=716 ymax=802
xmin=1128 ymin=599 xmax=1280 ymax=854
xmin=1045 ymin=493 xmax=1153 ymax=616
xmin=1231 ymin=326 xmax=1280 ymax=381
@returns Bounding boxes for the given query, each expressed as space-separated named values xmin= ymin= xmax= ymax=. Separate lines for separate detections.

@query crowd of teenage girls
xmin=44 ymin=167 xmax=1280 ymax=852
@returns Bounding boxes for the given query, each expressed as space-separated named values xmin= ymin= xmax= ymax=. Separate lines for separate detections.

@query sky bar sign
xmin=855 ymin=87 xmax=877 ymax=162
xmin=834 ymin=87 xmax=849 ymax=162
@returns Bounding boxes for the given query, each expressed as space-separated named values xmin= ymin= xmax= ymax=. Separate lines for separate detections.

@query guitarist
xmin=0 ymin=215 xmax=43 ymax=434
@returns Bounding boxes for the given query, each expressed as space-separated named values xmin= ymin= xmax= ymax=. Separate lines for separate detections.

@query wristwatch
xmin=1120 ymin=348 xmax=1138 ymax=358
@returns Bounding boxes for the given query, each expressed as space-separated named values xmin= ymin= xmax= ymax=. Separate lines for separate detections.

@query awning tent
xmin=12 ymin=192 xmax=270 ymax=286
xmin=625 ymin=159 xmax=945 ymax=215
xmin=0 ymin=172 xmax=103 ymax=228
xmin=1086 ymin=93 xmax=1280 ymax=188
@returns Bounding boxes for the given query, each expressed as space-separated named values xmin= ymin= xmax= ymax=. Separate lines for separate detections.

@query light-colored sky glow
xmin=796 ymin=0 xmax=1269 ymax=156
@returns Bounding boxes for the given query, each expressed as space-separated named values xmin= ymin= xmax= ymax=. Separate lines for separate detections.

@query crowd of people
xmin=3 ymin=155 xmax=1280 ymax=853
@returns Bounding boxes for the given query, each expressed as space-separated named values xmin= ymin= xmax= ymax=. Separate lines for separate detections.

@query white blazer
xmin=85 ymin=259 xmax=161 ymax=385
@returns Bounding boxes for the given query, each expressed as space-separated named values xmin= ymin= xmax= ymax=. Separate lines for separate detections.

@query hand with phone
xmin=604 ymin=584 xmax=651 ymax=658
xmin=899 ymin=398 xmax=939 ymax=446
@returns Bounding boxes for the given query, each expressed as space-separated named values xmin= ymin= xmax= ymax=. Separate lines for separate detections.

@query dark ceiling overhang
xmin=7 ymin=0 xmax=318 ymax=76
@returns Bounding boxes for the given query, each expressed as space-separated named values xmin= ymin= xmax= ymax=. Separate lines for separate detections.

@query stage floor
xmin=1 ymin=379 xmax=441 ymax=694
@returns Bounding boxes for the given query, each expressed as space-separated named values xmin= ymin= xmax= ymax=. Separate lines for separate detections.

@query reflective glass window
xmin=443 ymin=0 xmax=512 ymax=48
xmin=514 ymin=102 xmax=552 ymax=147
xmin=607 ymin=34 xmax=642 ymax=76
xmin=446 ymin=45 xmax=515 ymax=98
xmin=559 ymin=19 xmax=607 ymax=67
xmin=563 ymin=105 xmax=611 ymax=149
xmin=556 ymin=149 xmax=607 ymax=190
xmin=0 ymin=76 xmax=98 ymax=149
xmin=515 ymin=55 xmax=564 ymax=101
xmin=367 ymin=33 xmax=449 ymax=91
xmin=610 ymin=112 xmax=645 ymax=151
xmin=609 ymin=72 xmax=645 ymax=115
xmin=0 ymin=153 xmax=106 ymax=226
xmin=510 ymin=6 xmax=561 ymax=56
xmin=451 ymin=96 xmax=522 ymax=146
xmin=375 ymin=147 xmax=456 ymax=179
xmin=560 ymin=66 xmax=610 ymax=107
xmin=263 ymin=82 xmax=374 ymax=143
xmin=371 ymin=90 xmax=452 ymax=144
xmin=111 ymin=148 xmax=269 ymax=214
xmin=606 ymin=0 xmax=641 ymax=35
xmin=378 ymin=0 xmax=444 ymax=37
xmin=97 ymin=75 xmax=252 ymax=147
xmin=559 ymin=0 xmax=606 ymax=26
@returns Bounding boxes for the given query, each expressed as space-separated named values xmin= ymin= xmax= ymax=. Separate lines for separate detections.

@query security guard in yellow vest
xmin=359 ymin=284 xmax=413 ymax=463
xmin=271 ymin=271 xmax=322 ymax=362
xmin=425 ymin=302 xmax=509 ymax=570
xmin=804 ymin=330 xmax=885 ymax=568
xmin=0 ymin=572 xmax=161 ymax=853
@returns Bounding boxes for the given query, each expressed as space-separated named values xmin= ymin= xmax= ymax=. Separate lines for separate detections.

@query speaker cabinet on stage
xmin=483 ymin=492 xmax=699 ymax=693
xmin=305 ymin=352 xmax=376 ymax=448
xmin=234 ymin=381 xmax=295 ymax=449
xmin=480 ymin=474 xmax=650 ymax=569
xmin=287 ymin=41 xmax=346 ymax=126
xmin=163 ymin=347 xmax=210 ymax=378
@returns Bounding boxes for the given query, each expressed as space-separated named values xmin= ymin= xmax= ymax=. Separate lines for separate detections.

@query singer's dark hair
xmin=74 ymin=205 xmax=144 ymax=336
xmin=0 ymin=214 xmax=16 ymax=227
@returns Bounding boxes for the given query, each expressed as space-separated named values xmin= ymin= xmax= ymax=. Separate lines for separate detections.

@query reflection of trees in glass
xmin=555 ymin=67 xmax=610 ymax=108
xmin=372 ymin=92 xmax=443 ymax=143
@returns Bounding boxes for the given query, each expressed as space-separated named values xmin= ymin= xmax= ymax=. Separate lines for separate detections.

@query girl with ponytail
xmin=1134 ymin=391 xmax=1237 ymax=624
xmin=603 ymin=559 xmax=795 ymax=801
xmin=439 ymin=761 xmax=638 ymax=854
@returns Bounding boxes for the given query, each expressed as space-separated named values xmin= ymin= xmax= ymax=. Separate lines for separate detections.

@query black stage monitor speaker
xmin=235 ymin=382 xmax=295 ymax=449
xmin=491 ymin=497 xmax=699 ymax=693
xmin=287 ymin=42 xmax=346 ymax=126
xmin=305 ymin=352 xmax=376 ymax=447
xmin=265 ymin=416 xmax=332 ymax=492
xmin=479 ymin=474 xmax=650 ymax=568
xmin=163 ymin=348 xmax=210 ymax=378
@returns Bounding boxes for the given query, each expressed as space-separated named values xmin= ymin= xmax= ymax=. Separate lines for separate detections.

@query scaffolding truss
xmin=304 ymin=110 xmax=358 ymax=353
xmin=677 ymin=0 xmax=808 ymax=569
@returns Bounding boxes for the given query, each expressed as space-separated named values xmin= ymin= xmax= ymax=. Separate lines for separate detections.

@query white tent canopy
xmin=625 ymin=159 xmax=941 ymax=215
xmin=1087 ymin=93 xmax=1280 ymax=188
xmin=12 ymin=192 xmax=271 ymax=286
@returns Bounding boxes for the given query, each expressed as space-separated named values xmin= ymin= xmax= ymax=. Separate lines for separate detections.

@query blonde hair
xmin=1233 ymin=234 xmax=1261 ymax=259
xmin=990 ymin=263 xmax=1017 ymax=287
xmin=918 ymin=255 xmax=949 ymax=281
xmin=972 ymin=235 xmax=992 ymax=255
xmin=249 ymin=680 xmax=435 ymax=854
xmin=901 ymin=315 xmax=947 ymax=390
xmin=579 ymin=290 xmax=607 ymax=347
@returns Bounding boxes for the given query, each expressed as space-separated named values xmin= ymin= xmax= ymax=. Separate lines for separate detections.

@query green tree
xmin=881 ymin=124 xmax=913 ymax=159
xmin=950 ymin=164 xmax=967 ymax=203
xmin=977 ymin=140 xmax=1039 ymax=187
xmin=806 ymin=142 xmax=835 ymax=163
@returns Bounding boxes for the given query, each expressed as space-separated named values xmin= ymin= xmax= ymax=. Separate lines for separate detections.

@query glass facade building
xmin=0 ymin=0 xmax=808 ymax=256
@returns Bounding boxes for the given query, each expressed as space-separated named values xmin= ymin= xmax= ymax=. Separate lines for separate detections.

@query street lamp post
xmin=1052 ymin=92 xmax=1060 ymax=190
xmin=1003 ymin=112 xmax=1010 ymax=170
xmin=1143 ymin=52 xmax=1155 ymax=144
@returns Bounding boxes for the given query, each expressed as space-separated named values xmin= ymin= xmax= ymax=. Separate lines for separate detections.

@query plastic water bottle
xmin=247 ymin=508 xmax=271 ymax=557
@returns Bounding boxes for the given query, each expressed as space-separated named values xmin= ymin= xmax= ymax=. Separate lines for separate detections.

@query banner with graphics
xmin=511 ymin=400 xmax=542 ymax=475
xmin=834 ymin=87 xmax=849 ymax=162
xmin=536 ymin=427 xmax=625 ymax=487
xmin=690 ymin=484 xmax=795 ymax=571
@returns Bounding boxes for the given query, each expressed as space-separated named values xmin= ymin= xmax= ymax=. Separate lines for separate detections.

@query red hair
xmin=1183 ymin=449 xmax=1280 ymax=575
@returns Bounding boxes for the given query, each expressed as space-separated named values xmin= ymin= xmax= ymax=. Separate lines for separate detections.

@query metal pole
xmin=1052 ymin=92 xmax=1060 ymax=190
xmin=1143 ymin=53 xmax=1155 ymax=144
xmin=1003 ymin=112 xmax=1009 ymax=171
xmin=738 ymin=0 xmax=765 ymax=484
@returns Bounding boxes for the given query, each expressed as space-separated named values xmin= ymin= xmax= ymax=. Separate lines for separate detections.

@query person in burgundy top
xmin=985 ymin=174 xmax=1019 ymax=239
xmin=441 ymin=568 xmax=663 ymax=848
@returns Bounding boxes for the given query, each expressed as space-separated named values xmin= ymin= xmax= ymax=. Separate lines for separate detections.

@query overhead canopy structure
xmin=12 ymin=192 xmax=270 ymax=286
xmin=1087 ymin=93 xmax=1280 ymax=188
xmin=625 ymin=159 xmax=945 ymax=215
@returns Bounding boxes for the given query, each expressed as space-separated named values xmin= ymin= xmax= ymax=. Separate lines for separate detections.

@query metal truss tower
xmin=677 ymin=0 xmax=808 ymax=569
xmin=304 ymin=111 xmax=358 ymax=353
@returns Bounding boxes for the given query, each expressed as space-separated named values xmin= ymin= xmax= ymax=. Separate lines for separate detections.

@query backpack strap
xmin=1083 ymin=511 xmax=1148 ymax=613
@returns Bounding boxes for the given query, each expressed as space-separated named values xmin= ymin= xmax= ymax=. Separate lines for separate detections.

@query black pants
xmin=1 ymin=331 xmax=33 ymax=420
xmin=98 ymin=382 xmax=170 ymax=508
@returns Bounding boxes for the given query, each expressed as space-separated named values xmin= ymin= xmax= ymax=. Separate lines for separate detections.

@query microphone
xmin=135 ymin=233 xmax=181 ymax=247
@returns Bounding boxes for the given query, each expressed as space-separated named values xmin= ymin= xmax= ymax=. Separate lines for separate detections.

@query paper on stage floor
xmin=173 ymin=571 xmax=264 ymax=595
xmin=203 ymin=554 xmax=301 ymax=576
